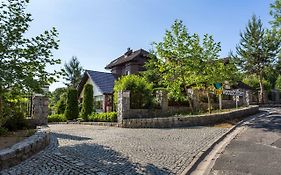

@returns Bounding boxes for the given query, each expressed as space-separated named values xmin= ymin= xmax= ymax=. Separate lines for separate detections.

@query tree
xmin=0 ymin=0 xmax=60 ymax=94
xmin=64 ymin=56 xmax=83 ymax=88
xmin=149 ymin=20 xmax=236 ymax=112
xmin=49 ymin=87 xmax=67 ymax=112
xmin=0 ymin=0 xmax=61 ymax=125
xmin=233 ymin=15 xmax=280 ymax=103
xmin=64 ymin=88 xmax=79 ymax=120
xmin=81 ymin=84 xmax=94 ymax=120
xmin=56 ymin=97 xmax=66 ymax=114
xmin=270 ymin=0 xmax=281 ymax=30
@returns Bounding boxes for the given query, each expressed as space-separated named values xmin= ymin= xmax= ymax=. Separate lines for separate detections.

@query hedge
xmin=89 ymin=112 xmax=117 ymax=122
xmin=48 ymin=114 xmax=67 ymax=122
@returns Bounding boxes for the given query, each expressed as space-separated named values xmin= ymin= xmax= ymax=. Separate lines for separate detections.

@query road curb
xmin=181 ymin=111 xmax=268 ymax=175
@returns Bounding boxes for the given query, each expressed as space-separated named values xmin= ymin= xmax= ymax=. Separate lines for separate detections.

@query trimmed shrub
xmin=48 ymin=114 xmax=67 ymax=122
xmin=113 ymin=75 xmax=153 ymax=109
xmin=81 ymin=84 xmax=94 ymax=120
xmin=64 ymin=88 xmax=79 ymax=120
xmin=56 ymin=97 xmax=66 ymax=114
xmin=89 ymin=112 xmax=117 ymax=122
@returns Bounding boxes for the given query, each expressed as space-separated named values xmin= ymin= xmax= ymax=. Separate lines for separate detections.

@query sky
xmin=25 ymin=0 xmax=274 ymax=91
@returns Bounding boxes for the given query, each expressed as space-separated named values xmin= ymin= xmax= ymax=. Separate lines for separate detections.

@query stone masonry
xmin=31 ymin=95 xmax=48 ymax=126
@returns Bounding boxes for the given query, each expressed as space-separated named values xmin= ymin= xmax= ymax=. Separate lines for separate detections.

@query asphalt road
xmin=210 ymin=107 xmax=281 ymax=175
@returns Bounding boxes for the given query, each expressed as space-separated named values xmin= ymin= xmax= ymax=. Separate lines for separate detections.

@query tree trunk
xmin=259 ymin=74 xmax=264 ymax=104
xmin=207 ymin=91 xmax=212 ymax=114
xmin=184 ymin=87 xmax=194 ymax=113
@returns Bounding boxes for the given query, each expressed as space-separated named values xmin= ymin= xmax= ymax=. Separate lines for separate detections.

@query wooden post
xmin=219 ymin=94 xmax=222 ymax=110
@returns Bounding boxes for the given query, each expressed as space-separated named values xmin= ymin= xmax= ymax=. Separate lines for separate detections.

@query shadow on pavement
xmin=246 ymin=114 xmax=281 ymax=133
xmin=59 ymin=141 xmax=172 ymax=175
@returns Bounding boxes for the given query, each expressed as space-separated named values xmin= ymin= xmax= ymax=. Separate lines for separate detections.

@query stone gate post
xmin=31 ymin=95 xmax=48 ymax=125
xmin=117 ymin=91 xmax=130 ymax=125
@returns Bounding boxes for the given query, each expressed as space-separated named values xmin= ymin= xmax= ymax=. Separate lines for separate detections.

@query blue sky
xmin=25 ymin=0 xmax=274 ymax=91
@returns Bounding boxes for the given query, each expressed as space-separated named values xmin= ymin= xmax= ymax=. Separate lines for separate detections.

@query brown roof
xmin=105 ymin=48 xmax=149 ymax=69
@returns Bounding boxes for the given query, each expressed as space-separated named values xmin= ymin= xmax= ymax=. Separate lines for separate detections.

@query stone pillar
xmin=117 ymin=91 xmax=130 ymax=125
xmin=31 ymin=95 xmax=48 ymax=125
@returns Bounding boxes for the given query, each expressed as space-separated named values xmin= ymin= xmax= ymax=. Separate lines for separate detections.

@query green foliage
xmin=0 ymin=0 xmax=61 ymax=95
xmin=56 ymin=97 xmax=66 ymax=114
xmin=49 ymin=87 xmax=67 ymax=112
xmin=48 ymin=114 xmax=67 ymax=122
xmin=233 ymin=15 xmax=280 ymax=102
xmin=270 ymin=0 xmax=281 ymax=29
xmin=243 ymin=75 xmax=271 ymax=91
xmin=4 ymin=111 xmax=27 ymax=131
xmin=64 ymin=89 xmax=79 ymax=120
xmin=89 ymin=112 xmax=117 ymax=122
xmin=113 ymin=75 xmax=153 ymax=109
xmin=148 ymin=20 xmax=238 ymax=112
xmin=275 ymin=75 xmax=281 ymax=91
xmin=63 ymin=56 xmax=83 ymax=88
xmin=81 ymin=84 xmax=94 ymax=120
xmin=0 ymin=127 xmax=8 ymax=136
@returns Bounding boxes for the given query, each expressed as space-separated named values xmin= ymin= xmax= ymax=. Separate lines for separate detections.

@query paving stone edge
xmin=0 ymin=126 xmax=50 ymax=170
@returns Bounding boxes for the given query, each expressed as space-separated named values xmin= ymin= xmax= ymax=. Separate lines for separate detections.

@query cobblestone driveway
xmin=1 ymin=124 xmax=228 ymax=175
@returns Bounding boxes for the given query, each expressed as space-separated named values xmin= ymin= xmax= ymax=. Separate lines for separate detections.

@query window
xmin=94 ymin=95 xmax=103 ymax=110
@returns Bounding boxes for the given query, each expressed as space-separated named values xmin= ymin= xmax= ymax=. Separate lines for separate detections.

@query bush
xmin=48 ymin=114 xmax=67 ymax=122
xmin=4 ymin=111 xmax=27 ymax=131
xmin=113 ymin=75 xmax=153 ymax=109
xmin=275 ymin=75 xmax=281 ymax=91
xmin=64 ymin=88 xmax=79 ymax=120
xmin=0 ymin=127 xmax=8 ymax=136
xmin=81 ymin=84 xmax=94 ymax=121
xmin=56 ymin=97 xmax=66 ymax=114
xmin=89 ymin=112 xmax=117 ymax=122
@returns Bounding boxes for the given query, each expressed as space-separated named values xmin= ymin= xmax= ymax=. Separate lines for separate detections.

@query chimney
xmin=124 ymin=47 xmax=133 ymax=56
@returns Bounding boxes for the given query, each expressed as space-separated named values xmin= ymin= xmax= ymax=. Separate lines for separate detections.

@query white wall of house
xmin=79 ymin=77 xmax=103 ymax=99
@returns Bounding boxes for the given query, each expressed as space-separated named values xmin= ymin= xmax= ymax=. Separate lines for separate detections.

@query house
xmin=105 ymin=48 xmax=150 ymax=77
xmin=77 ymin=48 xmax=150 ymax=112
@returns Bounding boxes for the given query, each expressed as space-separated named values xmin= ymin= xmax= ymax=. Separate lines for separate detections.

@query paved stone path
xmin=1 ymin=124 xmax=228 ymax=175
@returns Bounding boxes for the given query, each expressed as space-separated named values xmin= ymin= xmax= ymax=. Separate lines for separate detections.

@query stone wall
xmin=0 ymin=127 xmax=50 ymax=170
xmin=120 ymin=105 xmax=259 ymax=128
xmin=117 ymin=91 xmax=192 ymax=122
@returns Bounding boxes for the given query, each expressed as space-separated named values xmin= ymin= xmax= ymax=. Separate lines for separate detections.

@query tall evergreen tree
xmin=64 ymin=88 xmax=79 ymax=120
xmin=64 ymin=56 xmax=83 ymax=88
xmin=270 ymin=0 xmax=281 ymax=30
xmin=81 ymin=84 xmax=94 ymax=120
xmin=234 ymin=15 xmax=279 ymax=103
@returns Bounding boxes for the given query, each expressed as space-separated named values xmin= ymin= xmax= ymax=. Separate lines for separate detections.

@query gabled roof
xmin=87 ymin=70 xmax=117 ymax=94
xmin=105 ymin=48 xmax=149 ymax=69
xmin=77 ymin=70 xmax=117 ymax=96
